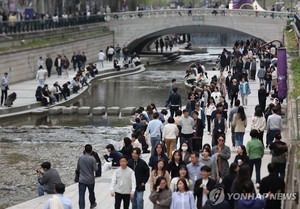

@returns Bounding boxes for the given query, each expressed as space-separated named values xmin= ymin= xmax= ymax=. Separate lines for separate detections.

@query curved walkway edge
xmin=0 ymin=64 xmax=145 ymax=120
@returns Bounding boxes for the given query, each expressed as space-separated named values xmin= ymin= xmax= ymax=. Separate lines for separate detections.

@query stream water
xmin=0 ymin=49 xmax=221 ymax=209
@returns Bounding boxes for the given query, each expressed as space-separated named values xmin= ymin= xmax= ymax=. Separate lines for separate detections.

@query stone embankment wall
xmin=0 ymin=34 xmax=113 ymax=84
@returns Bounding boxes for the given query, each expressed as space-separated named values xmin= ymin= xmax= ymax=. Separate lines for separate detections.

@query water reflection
xmin=0 ymin=51 xmax=219 ymax=208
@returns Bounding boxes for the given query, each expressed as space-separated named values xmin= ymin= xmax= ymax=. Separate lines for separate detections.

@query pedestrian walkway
xmin=0 ymin=61 xmax=114 ymax=110
xmin=6 ymin=69 xmax=288 ymax=209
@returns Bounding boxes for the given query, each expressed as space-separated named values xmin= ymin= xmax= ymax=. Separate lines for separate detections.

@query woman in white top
xmin=170 ymin=165 xmax=193 ymax=192
xmin=205 ymin=97 xmax=216 ymax=135
xmin=211 ymin=87 xmax=222 ymax=104
xmin=163 ymin=117 xmax=179 ymax=159
xmin=251 ymin=107 xmax=266 ymax=147
xmin=170 ymin=178 xmax=196 ymax=209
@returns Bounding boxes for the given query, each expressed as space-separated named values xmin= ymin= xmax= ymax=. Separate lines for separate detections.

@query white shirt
xmin=202 ymin=178 xmax=209 ymax=206
xmin=211 ymin=92 xmax=221 ymax=103
xmin=108 ymin=47 xmax=114 ymax=55
xmin=36 ymin=69 xmax=47 ymax=80
xmin=98 ymin=52 xmax=105 ymax=60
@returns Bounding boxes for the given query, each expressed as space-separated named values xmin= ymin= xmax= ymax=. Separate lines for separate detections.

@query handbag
xmin=74 ymin=170 xmax=79 ymax=182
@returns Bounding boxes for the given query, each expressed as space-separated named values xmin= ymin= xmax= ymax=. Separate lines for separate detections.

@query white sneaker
xmin=256 ymin=183 xmax=260 ymax=189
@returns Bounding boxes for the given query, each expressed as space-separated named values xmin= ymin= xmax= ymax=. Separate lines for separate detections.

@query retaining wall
xmin=0 ymin=33 xmax=114 ymax=84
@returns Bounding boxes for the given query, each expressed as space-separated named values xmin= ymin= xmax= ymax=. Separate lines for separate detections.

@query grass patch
xmin=285 ymin=29 xmax=300 ymax=98
xmin=290 ymin=58 xmax=300 ymax=97
xmin=0 ymin=30 xmax=112 ymax=53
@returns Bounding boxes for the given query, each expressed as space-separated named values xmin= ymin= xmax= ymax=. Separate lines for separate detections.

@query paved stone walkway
xmin=0 ymin=61 xmax=115 ymax=110
xmin=6 ymin=68 xmax=288 ymax=209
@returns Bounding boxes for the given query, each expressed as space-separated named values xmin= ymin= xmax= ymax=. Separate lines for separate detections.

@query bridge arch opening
xmin=126 ymin=25 xmax=264 ymax=53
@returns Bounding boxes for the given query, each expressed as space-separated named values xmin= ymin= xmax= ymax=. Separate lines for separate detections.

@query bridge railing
xmin=107 ymin=8 xmax=292 ymax=21
xmin=0 ymin=15 xmax=105 ymax=34
xmin=294 ymin=14 xmax=300 ymax=36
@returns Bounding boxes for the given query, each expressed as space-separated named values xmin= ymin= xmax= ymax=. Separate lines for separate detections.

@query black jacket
xmin=128 ymin=158 xmax=150 ymax=191
xmin=104 ymin=150 xmax=122 ymax=166
xmin=194 ymin=178 xmax=216 ymax=208
xmin=193 ymin=118 xmax=204 ymax=138
xmin=260 ymin=173 xmax=285 ymax=209
xmin=168 ymin=161 xmax=186 ymax=179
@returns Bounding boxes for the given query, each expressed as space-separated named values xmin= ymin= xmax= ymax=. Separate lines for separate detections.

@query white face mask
xmin=182 ymin=146 xmax=188 ymax=151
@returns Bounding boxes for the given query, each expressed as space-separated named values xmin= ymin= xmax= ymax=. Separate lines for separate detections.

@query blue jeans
xmin=99 ymin=60 xmax=104 ymax=68
xmin=39 ymin=79 xmax=45 ymax=87
xmin=267 ymin=130 xmax=280 ymax=146
xmin=235 ymin=132 xmax=245 ymax=146
xmin=131 ymin=191 xmax=144 ymax=209
xmin=78 ymin=182 xmax=96 ymax=209
xmin=151 ymin=137 xmax=160 ymax=155
xmin=37 ymin=184 xmax=54 ymax=196
xmin=37 ymin=184 xmax=45 ymax=196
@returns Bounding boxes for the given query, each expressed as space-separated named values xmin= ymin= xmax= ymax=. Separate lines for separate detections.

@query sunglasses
xmin=218 ymin=139 xmax=225 ymax=141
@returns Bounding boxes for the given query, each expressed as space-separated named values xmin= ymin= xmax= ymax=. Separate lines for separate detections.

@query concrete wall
xmin=0 ymin=34 xmax=114 ymax=84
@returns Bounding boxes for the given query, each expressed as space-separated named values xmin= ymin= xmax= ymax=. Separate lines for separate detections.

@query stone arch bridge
xmin=106 ymin=9 xmax=289 ymax=52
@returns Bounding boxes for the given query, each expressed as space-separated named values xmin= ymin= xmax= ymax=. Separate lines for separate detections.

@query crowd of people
xmin=34 ymin=39 xmax=289 ymax=209
xmin=34 ymin=51 xmax=99 ymax=106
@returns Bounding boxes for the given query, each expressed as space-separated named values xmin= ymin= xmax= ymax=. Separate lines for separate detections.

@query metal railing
xmin=294 ymin=14 xmax=300 ymax=36
xmin=107 ymin=8 xmax=292 ymax=20
xmin=0 ymin=9 xmax=293 ymax=35
xmin=0 ymin=15 xmax=105 ymax=34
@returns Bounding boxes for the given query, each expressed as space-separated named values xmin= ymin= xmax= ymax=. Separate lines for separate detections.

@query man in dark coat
xmin=128 ymin=148 xmax=150 ymax=209
xmin=194 ymin=165 xmax=216 ymax=209
xmin=45 ymin=55 xmax=53 ymax=77
xmin=258 ymin=83 xmax=268 ymax=112
xmin=260 ymin=163 xmax=285 ymax=209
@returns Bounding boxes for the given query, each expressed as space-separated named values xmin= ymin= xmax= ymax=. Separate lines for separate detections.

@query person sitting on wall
xmin=35 ymin=86 xmax=48 ymax=106
xmin=113 ymin=58 xmax=121 ymax=71
xmin=185 ymin=42 xmax=192 ymax=50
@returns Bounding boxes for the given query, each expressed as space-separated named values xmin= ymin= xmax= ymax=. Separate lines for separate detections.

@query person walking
xmin=211 ymin=134 xmax=231 ymax=180
xmin=45 ymin=55 xmax=53 ymax=78
xmin=211 ymin=110 xmax=227 ymax=146
xmin=36 ymin=66 xmax=47 ymax=87
xmin=266 ymin=107 xmax=282 ymax=148
xmin=230 ymin=79 xmax=239 ymax=108
xmin=187 ymin=152 xmax=204 ymax=186
xmin=232 ymin=106 xmax=247 ymax=146
xmin=149 ymin=177 xmax=172 ymax=209
xmin=166 ymin=87 xmax=182 ymax=118
xmin=258 ymin=83 xmax=268 ymax=112
xmin=128 ymin=148 xmax=150 ymax=209
xmin=98 ymin=50 xmax=106 ymax=68
xmin=76 ymin=144 xmax=98 ymax=209
xmin=1 ymin=72 xmax=9 ymax=106
xmin=191 ymin=111 xmax=204 ymax=152
xmin=206 ymin=97 xmax=216 ymax=135
xmin=170 ymin=178 xmax=196 ymax=209
xmin=111 ymin=157 xmax=136 ymax=209
xmin=269 ymin=133 xmax=288 ymax=179
xmin=251 ymin=107 xmax=266 ymax=147
xmin=145 ymin=112 xmax=164 ymax=155
xmin=239 ymin=77 xmax=251 ymax=107
xmin=162 ymin=117 xmax=179 ymax=159
xmin=194 ymin=166 xmax=217 ymax=209
xmin=180 ymin=109 xmax=194 ymax=150
xmin=260 ymin=163 xmax=285 ymax=209
xmin=246 ymin=130 xmax=264 ymax=186
xmin=229 ymin=99 xmax=240 ymax=147
xmin=54 ymin=54 xmax=62 ymax=77
xmin=37 ymin=56 xmax=45 ymax=70
xmin=43 ymin=183 xmax=72 ymax=209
